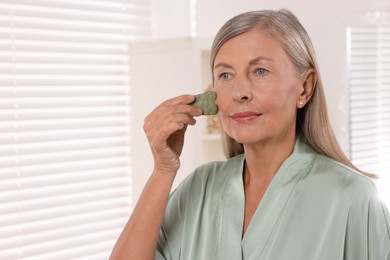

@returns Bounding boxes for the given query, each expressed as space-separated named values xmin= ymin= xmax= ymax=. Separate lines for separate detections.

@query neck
xmin=243 ymin=134 xmax=297 ymax=181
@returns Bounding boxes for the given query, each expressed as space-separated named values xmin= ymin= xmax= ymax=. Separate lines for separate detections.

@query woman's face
xmin=213 ymin=30 xmax=305 ymax=147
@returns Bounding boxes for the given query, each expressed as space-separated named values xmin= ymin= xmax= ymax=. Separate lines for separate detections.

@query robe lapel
xmin=241 ymin=137 xmax=315 ymax=259
xmin=218 ymin=157 xmax=246 ymax=260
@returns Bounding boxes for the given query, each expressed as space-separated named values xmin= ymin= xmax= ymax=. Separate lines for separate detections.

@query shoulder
xmin=311 ymin=153 xmax=378 ymax=197
xmin=302 ymin=152 xmax=383 ymax=214
xmin=163 ymin=155 xmax=244 ymax=225
xmin=167 ymin=154 xmax=244 ymax=205
xmin=192 ymin=154 xmax=244 ymax=180
xmin=308 ymin=154 xmax=390 ymax=232
xmin=175 ymin=154 xmax=244 ymax=195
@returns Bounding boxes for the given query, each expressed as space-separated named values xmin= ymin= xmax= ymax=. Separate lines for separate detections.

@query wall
xmin=150 ymin=0 xmax=191 ymax=38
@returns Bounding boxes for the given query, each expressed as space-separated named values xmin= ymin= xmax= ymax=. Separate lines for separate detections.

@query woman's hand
xmin=143 ymin=94 xmax=202 ymax=174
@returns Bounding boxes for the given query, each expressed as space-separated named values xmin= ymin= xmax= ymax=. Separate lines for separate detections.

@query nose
xmin=232 ymin=77 xmax=252 ymax=102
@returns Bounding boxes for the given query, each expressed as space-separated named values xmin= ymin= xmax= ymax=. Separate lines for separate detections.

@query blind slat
xmin=348 ymin=25 xmax=390 ymax=179
xmin=0 ymin=0 xmax=150 ymax=258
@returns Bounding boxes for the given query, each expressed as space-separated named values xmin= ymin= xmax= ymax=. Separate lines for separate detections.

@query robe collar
xmin=219 ymin=135 xmax=316 ymax=260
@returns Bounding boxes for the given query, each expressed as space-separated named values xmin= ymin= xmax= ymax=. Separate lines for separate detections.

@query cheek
xmin=270 ymin=83 xmax=301 ymax=107
xmin=214 ymin=91 xmax=230 ymax=128
xmin=214 ymin=88 xmax=227 ymax=112
xmin=260 ymin=90 xmax=298 ymax=119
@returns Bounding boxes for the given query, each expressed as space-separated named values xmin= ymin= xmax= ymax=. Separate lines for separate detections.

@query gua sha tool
xmin=191 ymin=91 xmax=219 ymax=115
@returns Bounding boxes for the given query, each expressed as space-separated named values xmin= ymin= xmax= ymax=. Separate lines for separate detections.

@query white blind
xmin=348 ymin=26 xmax=390 ymax=206
xmin=0 ymin=1 xmax=150 ymax=259
xmin=348 ymin=26 xmax=390 ymax=173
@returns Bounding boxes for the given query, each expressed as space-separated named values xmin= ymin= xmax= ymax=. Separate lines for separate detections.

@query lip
xmin=231 ymin=111 xmax=261 ymax=123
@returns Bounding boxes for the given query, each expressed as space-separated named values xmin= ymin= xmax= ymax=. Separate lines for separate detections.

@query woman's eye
xmin=256 ymin=68 xmax=267 ymax=76
xmin=219 ymin=72 xmax=231 ymax=80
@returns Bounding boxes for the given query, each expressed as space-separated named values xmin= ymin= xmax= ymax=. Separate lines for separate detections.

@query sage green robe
xmin=155 ymin=137 xmax=390 ymax=259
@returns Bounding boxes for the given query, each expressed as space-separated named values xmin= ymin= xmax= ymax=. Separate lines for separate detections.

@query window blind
xmin=347 ymin=25 xmax=390 ymax=205
xmin=0 ymin=0 xmax=150 ymax=259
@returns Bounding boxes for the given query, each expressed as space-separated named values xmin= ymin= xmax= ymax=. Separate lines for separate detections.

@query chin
xmin=230 ymin=134 xmax=267 ymax=145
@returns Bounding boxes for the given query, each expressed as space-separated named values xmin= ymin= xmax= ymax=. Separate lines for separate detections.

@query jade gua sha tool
xmin=191 ymin=91 xmax=219 ymax=115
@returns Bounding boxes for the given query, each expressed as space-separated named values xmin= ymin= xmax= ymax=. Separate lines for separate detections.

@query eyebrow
xmin=213 ymin=62 xmax=233 ymax=70
xmin=214 ymin=56 xmax=274 ymax=70
xmin=249 ymin=56 xmax=274 ymax=65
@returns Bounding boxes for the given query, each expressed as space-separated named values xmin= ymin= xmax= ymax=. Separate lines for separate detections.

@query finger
xmin=158 ymin=95 xmax=203 ymax=115
xmin=146 ymin=104 xmax=201 ymax=127
xmin=146 ymin=120 xmax=186 ymax=151
xmin=145 ymin=113 xmax=196 ymax=139
xmin=160 ymin=94 xmax=195 ymax=106
xmin=163 ymin=104 xmax=202 ymax=117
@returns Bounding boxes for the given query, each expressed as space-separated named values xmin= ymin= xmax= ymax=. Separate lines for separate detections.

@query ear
xmin=297 ymin=68 xmax=316 ymax=108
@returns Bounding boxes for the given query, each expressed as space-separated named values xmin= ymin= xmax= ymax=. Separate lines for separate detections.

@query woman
xmin=111 ymin=9 xmax=390 ymax=260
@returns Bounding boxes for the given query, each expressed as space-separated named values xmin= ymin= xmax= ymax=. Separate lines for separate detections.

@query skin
xmin=110 ymin=29 xmax=315 ymax=259
xmin=213 ymin=30 xmax=315 ymax=235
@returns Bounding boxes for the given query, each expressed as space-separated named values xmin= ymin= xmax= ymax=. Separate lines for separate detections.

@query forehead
xmin=214 ymin=30 xmax=289 ymax=66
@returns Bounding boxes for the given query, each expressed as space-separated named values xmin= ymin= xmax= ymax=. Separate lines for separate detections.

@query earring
xmin=298 ymin=100 xmax=304 ymax=108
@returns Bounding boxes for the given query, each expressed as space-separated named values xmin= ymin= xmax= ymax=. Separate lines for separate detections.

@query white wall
xmin=150 ymin=0 xmax=191 ymax=38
